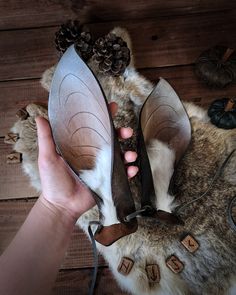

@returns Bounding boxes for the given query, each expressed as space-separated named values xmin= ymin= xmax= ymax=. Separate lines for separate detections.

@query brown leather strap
xmin=137 ymin=123 xmax=156 ymax=209
xmin=112 ymin=129 xmax=138 ymax=221
xmin=94 ymin=220 xmax=138 ymax=246
xmin=152 ymin=210 xmax=184 ymax=225
xmin=124 ymin=206 xmax=184 ymax=226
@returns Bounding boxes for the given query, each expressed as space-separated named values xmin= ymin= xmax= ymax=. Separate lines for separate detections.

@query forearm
xmin=0 ymin=195 xmax=77 ymax=295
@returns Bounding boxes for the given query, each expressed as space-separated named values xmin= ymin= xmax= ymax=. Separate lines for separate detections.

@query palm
xmin=35 ymin=102 xmax=138 ymax=220
xmin=39 ymin=153 xmax=95 ymax=218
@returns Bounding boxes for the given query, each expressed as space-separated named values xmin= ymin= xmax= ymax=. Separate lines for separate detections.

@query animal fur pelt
xmin=11 ymin=28 xmax=236 ymax=295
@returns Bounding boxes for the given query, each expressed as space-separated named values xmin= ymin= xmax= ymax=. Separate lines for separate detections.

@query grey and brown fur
xmin=11 ymin=28 xmax=236 ymax=295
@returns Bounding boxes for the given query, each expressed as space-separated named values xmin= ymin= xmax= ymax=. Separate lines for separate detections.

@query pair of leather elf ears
xmin=48 ymin=45 xmax=191 ymax=246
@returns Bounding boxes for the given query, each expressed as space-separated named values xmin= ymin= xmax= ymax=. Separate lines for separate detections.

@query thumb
xmin=35 ymin=116 xmax=58 ymax=161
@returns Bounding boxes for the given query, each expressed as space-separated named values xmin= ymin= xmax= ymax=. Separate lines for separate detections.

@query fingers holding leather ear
xmin=109 ymin=102 xmax=118 ymax=118
xmin=127 ymin=166 xmax=139 ymax=179
xmin=125 ymin=152 xmax=138 ymax=178
xmin=108 ymin=102 xmax=134 ymax=139
xmin=124 ymin=151 xmax=137 ymax=163
xmin=118 ymin=127 xmax=133 ymax=139
xmin=36 ymin=116 xmax=58 ymax=162
xmin=107 ymin=101 xmax=138 ymax=179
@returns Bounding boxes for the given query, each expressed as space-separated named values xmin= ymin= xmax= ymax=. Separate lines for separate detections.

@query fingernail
xmin=128 ymin=166 xmax=139 ymax=178
xmin=123 ymin=127 xmax=133 ymax=138
xmin=126 ymin=127 xmax=133 ymax=133
xmin=125 ymin=151 xmax=137 ymax=162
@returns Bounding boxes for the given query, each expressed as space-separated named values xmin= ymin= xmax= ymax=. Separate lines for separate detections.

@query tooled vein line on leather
xmin=142 ymin=103 xmax=179 ymax=132
xmin=64 ymin=91 xmax=87 ymax=105
xmin=58 ymin=73 xmax=109 ymax=119
xmin=71 ymin=126 xmax=110 ymax=145
xmin=75 ymin=154 xmax=97 ymax=159
xmin=154 ymin=125 xmax=178 ymax=139
xmin=71 ymin=145 xmax=102 ymax=150
xmin=67 ymin=111 xmax=111 ymax=137
xmin=63 ymin=91 xmax=110 ymax=128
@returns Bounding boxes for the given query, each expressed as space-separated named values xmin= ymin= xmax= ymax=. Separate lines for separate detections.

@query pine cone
xmin=55 ymin=20 xmax=94 ymax=61
xmin=93 ymin=33 xmax=130 ymax=76
xmin=75 ymin=31 xmax=94 ymax=62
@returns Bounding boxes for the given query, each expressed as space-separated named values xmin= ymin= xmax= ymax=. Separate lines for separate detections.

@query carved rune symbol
xmin=4 ymin=133 xmax=19 ymax=144
xmin=166 ymin=255 xmax=184 ymax=274
xmin=117 ymin=257 xmax=134 ymax=276
xmin=146 ymin=264 xmax=160 ymax=283
xmin=181 ymin=234 xmax=199 ymax=253
xmin=188 ymin=239 xmax=194 ymax=247
xmin=173 ymin=258 xmax=180 ymax=270
xmin=6 ymin=152 xmax=21 ymax=164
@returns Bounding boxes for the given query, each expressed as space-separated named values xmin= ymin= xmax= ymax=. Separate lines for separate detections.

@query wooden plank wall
xmin=1 ymin=1 xmax=236 ymax=294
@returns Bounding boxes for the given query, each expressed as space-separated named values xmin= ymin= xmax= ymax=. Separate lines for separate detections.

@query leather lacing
xmin=88 ymin=149 xmax=236 ymax=295
xmin=88 ymin=222 xmax=100 ymax=295
xmin=175 ymin=149 xmax=236 ymax=215
xmin=124 ymin=206 xmax=154 ymax=222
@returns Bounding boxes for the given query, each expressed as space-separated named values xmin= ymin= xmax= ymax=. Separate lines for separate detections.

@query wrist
xmin=38 ymin=194 xmax=79 ymax=228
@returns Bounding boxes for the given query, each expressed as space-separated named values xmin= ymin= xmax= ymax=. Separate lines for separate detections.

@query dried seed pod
xmin=93 ymin=33 xmax=131 ymax=76
xmin=195 ymin=45 xmax=236 ymax=88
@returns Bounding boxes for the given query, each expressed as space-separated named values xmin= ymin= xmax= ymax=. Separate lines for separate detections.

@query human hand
xmin=36 ymin=102 xmax=138 ymax=221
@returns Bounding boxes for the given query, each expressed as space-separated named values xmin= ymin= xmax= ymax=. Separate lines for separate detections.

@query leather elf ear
xmin=141 ymin=78 xmax=191 ymax=165
xmin=138 ymin=78 xmax=191 ymax=224
xmin=48 ymin=45 xmax=137 ymax=246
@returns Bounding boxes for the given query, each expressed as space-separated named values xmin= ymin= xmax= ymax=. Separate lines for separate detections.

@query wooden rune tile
xmin=4 ymin=133 xmax=19 ymax=144
xmin=117 ymin=257 xmax=134 ymax=276
xmin=6 ymin=151 xmax=22 ymax=164
xmin=145 ymin=264 xmax=160 ymax=283
xmin=166 ymin=255 xmax=184 ymax=274
xmin=181 ymin=234 xmax=199 ymax=253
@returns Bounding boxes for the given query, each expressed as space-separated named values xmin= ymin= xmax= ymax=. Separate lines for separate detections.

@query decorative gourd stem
xmin=225 ymin=99 xmax=235 ymax=111
xmin=222 ymin=48 xmax=235 ymax=63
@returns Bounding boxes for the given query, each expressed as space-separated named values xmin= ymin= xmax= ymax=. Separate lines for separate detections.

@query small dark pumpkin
xmin=195 ymin=45 xmax=236 ymax=88
xmin=208 ymin=98 xmax=236 ymax=129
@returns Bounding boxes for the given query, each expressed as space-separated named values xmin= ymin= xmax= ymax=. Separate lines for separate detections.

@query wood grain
xmin=140 ymin=65 xmax=236 ymax=106
xmin=0 ymin=138 xmax=37 ymax=199
xmin=89 ymin=11 xmax=236 ymax=69
xmin=1 ymin=0 xmax=236 ymax=30
xmin=0 ymin=199 xmax=106 ymax=269
xmin=1 ymin=65 xmax=235 ymax=200
xmin=1 ymin=11 xmax=236 ymax=81
xmin=0 ymin=79 xmax=47 ymax=137
xmin=1 ymin=65 xmax=236 ymax=137
xmin=53 ymin=267 xmax=127 ymax=295
xmin=0 ymin=27 xmax=57 ymax=81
